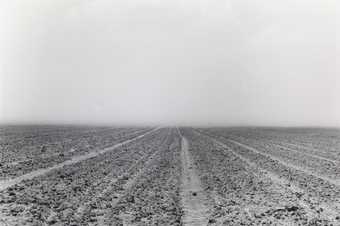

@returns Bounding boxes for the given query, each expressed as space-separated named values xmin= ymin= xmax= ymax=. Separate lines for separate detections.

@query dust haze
xmin=0 ymin=0 xmax=338 ymax=126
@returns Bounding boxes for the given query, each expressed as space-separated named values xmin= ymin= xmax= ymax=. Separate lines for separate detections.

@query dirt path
xmin=0 ymin=128 xmax=160 ymax=192
xmin=178 ymin=129 xmax=209 ymax=226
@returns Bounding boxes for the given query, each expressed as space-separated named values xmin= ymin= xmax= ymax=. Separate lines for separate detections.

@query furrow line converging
xmin=0 ymin=127 xmax=161 ymax=192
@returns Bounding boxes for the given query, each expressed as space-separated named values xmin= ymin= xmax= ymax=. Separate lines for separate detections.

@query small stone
xmin=208 ymin=218 xmax=216 ymax=224
xmin=41 ymin=146 xmax=47 ymax=152
xmin=285 ymin=206 xmax=298 ymax=212
xmin=47 ymin=215 xmax=57 ymax=224
xmin=127 ymin=196 xmax=135 ymax=203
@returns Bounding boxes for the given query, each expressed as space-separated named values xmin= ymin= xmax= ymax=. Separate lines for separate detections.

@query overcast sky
xmin=0 ymin=0 xmax=338 ymax=126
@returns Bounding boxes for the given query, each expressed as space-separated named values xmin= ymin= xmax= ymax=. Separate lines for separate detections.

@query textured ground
xmin=0 ymin=126 xmax=339 ymax=225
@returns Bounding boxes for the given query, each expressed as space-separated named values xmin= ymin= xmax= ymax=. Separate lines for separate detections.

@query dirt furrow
xmin=196 ymin=131 xmax=339 ymax=223
xmin=95 ymin=148 xmax=164 ymax=225
xmin=0 ymin=128 xmax=160 ymax=192
xmin=228 ymin=139 xmax=340 ymax=187
xmin=277 ymin=141 xmax=340 ymax=164
xmin=202 ymin=128 xmax=340 ymax=162
xmin=0 ymin=128 xmax=169 ymax=225
xmin=178 ymin=129 xmax=209 ymax=226
xmin=101 ymin=128 xmax=182 ymax=225
xmin=184 ymin=129 xmax=308 ymax=224
xmin=228 ymin=133 xmax=340 ymax=167
xmin=73 ymin=142 xmax=162 ymax=221
xmin=86 ymin=130 xmax=171 ymax=224
xmin=273 ymin=142 xmax=340 ymax=165
xmin=0 ymin=128 xmax=151 ymax=180
xmin=228 ymin=132 xmax=340 ymax=165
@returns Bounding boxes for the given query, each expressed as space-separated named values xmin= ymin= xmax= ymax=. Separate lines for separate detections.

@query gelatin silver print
xmin=0 ymin=0 xmax=338 ymax=225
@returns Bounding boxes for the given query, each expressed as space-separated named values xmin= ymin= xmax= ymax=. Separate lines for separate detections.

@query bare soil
xmin=0 ymin=126 xmax=339 ymax=225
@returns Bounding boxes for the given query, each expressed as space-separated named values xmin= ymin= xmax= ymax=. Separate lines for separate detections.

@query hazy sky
xmin=0 ymin=0 xmax=338 ymax=126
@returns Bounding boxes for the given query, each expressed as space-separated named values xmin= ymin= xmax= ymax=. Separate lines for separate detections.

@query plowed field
xmin=0 ymin=126 xmax=339 ymax=225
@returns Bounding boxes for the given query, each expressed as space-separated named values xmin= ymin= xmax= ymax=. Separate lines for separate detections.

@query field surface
xmin=0 ymin=126 xmax=340 ymax=225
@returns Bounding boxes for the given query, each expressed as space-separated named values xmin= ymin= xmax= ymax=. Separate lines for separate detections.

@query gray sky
xmin=0 ymin=0 xmax=338 ymax=126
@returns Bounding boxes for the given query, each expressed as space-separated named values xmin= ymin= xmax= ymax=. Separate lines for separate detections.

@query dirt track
xmin=0 ymin=126 xmax=339 ymax=225
xmin=178 ymin=130 xmax=209 ymax=226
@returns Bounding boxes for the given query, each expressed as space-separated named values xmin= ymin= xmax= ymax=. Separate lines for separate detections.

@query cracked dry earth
xmin=0 ymin=126 xmax=340 ymax=225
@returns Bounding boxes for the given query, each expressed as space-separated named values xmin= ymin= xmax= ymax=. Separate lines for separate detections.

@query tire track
xmin=3 ymin=128 xmax=151 ymax=168
xmin=0 ymin=128 xmax=160 ymax=192
xmin=194 ymin=130 xmax=340 ymax=223
xmin=227 ymin=139 xmax=340 ymax=187
xmin=95 ymin=129 xmax=172 ymax=225
xmin=74 ymin=129 xmax=171 ymax=222
xmin=178 ymin=128 xmax=209 ymax=226
xmin=94 ymin=148 xmax=165 ymax=225
xmin=276 ymin=141 xmax=340 ymax=164
xmin=273 ymin=142 xmax=340 ymax=165
xmin=227 ymin=135 xmax=340 ymax=180
xmin=230 ymin=134 xmax=340 ymax=165
xmin=199 ymin=128 xmax=340 ymax=187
